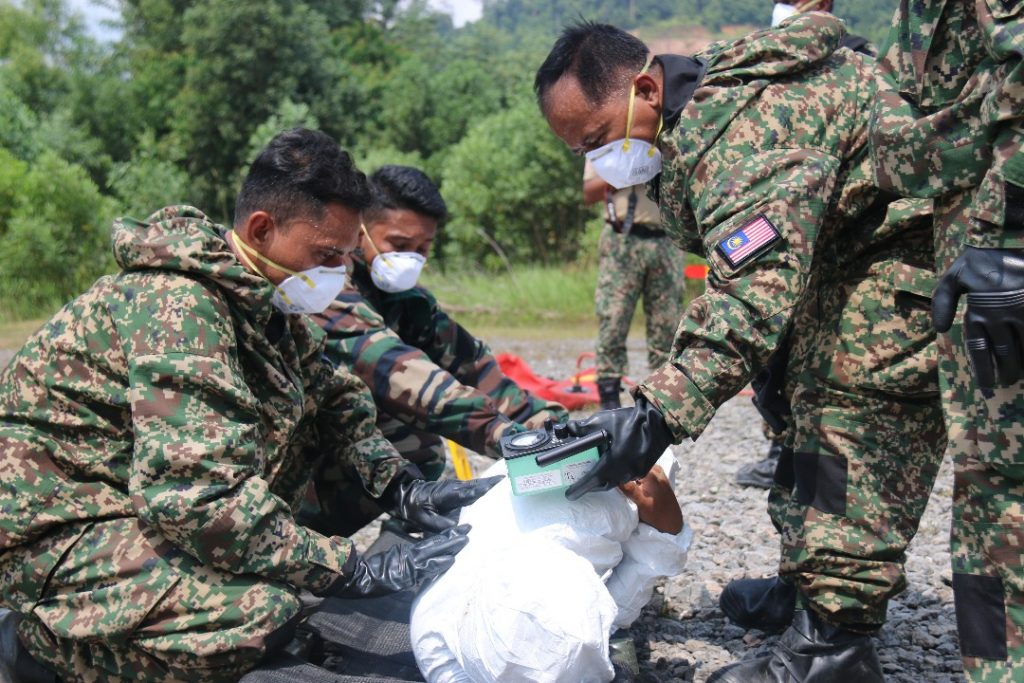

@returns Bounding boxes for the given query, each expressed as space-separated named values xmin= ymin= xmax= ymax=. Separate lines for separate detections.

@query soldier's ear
xmin=634 ymin=72 xmax=660 ymax=107
xmin=242 ymin=211 xmax=276 ymax=249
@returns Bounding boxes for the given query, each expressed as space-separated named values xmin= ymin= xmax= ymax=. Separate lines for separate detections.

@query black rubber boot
xmin=707 ymin=610 xmax=884 ymax=683
xmin=597 ymin=377 xmax=622 ymax=410
xmin=735 ymin=440 xmax=786 ymax=489
xmin=719 ymin=575 xmax=797 ymax=634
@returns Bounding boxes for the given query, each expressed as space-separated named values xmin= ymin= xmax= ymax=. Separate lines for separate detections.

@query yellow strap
xmin=230 ymin=231 xmax=315 ymax=289
xmin=447 ymin=439 xmax=473 ymax=481
xmin=624 ymin=58 xmax=658 ymax=154
xmin=360 ymin=223 xmax=393 ymax=267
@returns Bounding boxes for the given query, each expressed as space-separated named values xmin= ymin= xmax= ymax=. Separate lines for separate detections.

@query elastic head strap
xmin=623 ymin=57 xmax=655 ymax=153
xmin=360 ymin=222 xmax=393 ymax=266
xmin=229 ymin=231 xmax=314 ymax=291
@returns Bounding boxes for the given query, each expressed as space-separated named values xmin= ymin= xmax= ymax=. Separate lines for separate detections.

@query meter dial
xmin=507 ymin=431 xmax=550 ymax=450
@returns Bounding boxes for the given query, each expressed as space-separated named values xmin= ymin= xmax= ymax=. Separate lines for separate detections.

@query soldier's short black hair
xmin=234 ymin=127 xmax=371 ymax=228
xmin=364 ymin=165 xmax=447 ymax=226
xmin=534 ymin=22 xmax=649 ymax=114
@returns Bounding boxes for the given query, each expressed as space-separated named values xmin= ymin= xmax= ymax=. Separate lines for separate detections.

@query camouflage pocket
xmin=30 ymin=518 xmax=182 ymax=642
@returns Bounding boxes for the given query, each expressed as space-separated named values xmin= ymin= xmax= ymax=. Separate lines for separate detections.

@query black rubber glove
xmin=933 ymin=246 xmax=1024 ymax=388
xmin=564 ymin=394 xmax=675 ymax=501
xmin=382 ymin=473 xmax=504 ymax=533
xmin=329 ymin=524 xmax=471 ymax=598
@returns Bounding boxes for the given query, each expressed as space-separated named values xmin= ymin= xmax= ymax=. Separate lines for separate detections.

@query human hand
xmin=619 ymin=465 xmax=683 ymax=534
xmin=933 ymin=246 xmax=1024 ymax=388
xmin=563 ymin=395 xmax=675 ymax=501
xmin=329 ymin=524 xmax=471 ymax=597
xmin=383 ymin=474 xmax=503 ymax=533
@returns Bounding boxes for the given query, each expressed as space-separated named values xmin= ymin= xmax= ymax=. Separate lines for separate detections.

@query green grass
xmin=421 ymin=263 xmax=602 ymax=331
xmin=0 ymin=318 xmax=45 ymax=350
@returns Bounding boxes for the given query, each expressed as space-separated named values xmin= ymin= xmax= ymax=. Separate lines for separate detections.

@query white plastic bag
xmin=410 ymin=449 xmax=691 ymax=683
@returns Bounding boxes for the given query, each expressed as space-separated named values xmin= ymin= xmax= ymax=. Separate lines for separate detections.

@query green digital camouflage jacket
xmin=638 ymin=13 xmax=918 ymax=440
xmin=314 ymin=261 xmax=569 ymax=458
xmin=871 ymin=0 xmax=1023 ymax=247
xmin=0 ymin=206 xmax=410 ymax=608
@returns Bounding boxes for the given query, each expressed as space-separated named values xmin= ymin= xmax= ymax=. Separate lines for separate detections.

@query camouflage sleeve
xmin=638 ymin=149 xmax=840 ymax=441
xmin=318 ymin=298 xmax=566 ymax=458
xmin=966 ymin=1 xmax=1024 ymax=246
xmin=311 ymin=360 xmax=413 ymax=497
xmin=415 ymin=308 xmax=570 ymax=431
xmin=121 ymin=274 xmax=353 ymax=595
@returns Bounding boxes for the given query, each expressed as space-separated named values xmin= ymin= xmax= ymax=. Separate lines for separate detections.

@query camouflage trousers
xmin=595 ymin=225 xmax=685 ymax=380
xmin=768 ymin=204 xmax=946 ymax=630
xmin=935 ymin=191 xmax=1024 ymax=682
xmin=9 ymin=517 xmax=302 ymax=683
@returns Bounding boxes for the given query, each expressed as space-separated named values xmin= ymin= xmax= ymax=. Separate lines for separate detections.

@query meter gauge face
xmin=506 ymin=430 xmax=550 ymax=451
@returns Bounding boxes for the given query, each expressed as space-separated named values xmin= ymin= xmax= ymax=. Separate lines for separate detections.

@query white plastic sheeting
xmin=410 ymin=450 xmax=692 ymax=683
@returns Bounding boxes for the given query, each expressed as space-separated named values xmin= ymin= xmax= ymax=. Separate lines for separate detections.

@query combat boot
xmin=735 ymin=441 xmax=787 ymax=489
xmin=707 ymin=610 xmax=884 ymax=683
xmin=719 ymin=575 xmax=796 ymax=634
xmin=597 ymin=377 xmax=622 ymax=410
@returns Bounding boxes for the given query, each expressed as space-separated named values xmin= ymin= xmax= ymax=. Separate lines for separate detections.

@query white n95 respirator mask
xmin=370 ymin=252 xmax=426 ymax=293
xmin=230 ymin=231 xmax=348 ymax=315
xmin=585 ymin=61 xmax=664 ymax=190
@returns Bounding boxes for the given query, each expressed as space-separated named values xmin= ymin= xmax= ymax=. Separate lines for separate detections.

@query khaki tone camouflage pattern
xmin=777 ymin=199 xmax=945 ymax=629
xmin=594 ymin=224 xmax=686 ymax=380
xmin=633 ymin=14 xmax=946 ymax=627
xmin=871 ymin=0 xmax=1024 ymax=247
xmin=307 ymin=261 xmax=567 ymax=534
xmin=872 ymin=1 xmax=1024 ymax=677
xmin=0 ymin=206 xmax=409 ymax=680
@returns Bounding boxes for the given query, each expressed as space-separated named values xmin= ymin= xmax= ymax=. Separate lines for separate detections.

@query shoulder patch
xmin=716 ymin=214 xmax=781 ymax=268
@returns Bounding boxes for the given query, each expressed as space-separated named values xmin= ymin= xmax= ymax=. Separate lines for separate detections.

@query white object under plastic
xmin=772 ymin=2 xmax=798 ymax=26
xmin=410 ymin=449 xmax=692 ymax=683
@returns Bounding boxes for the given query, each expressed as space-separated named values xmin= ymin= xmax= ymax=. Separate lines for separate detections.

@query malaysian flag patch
xmin=716 ymin=214 xmax=781 ymax=268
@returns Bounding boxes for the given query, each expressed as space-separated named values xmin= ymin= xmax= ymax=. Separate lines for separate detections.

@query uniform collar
xmin=655 ymin=54 xmax=707 ymax=132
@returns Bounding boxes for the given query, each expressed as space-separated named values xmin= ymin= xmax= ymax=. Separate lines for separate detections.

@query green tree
xmin=440 ymin=96 xmax=586 ymax=269
xmin=0 ymin=151 xmax=116 ymax=315
xmin=107 ymin=130 xmax=191 ymax=218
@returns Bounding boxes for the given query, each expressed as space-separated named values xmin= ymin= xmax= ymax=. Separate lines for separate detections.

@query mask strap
xmin=623 ymin=58 xmax=654 ymax=153
xmin=229 ymin=231 xmax=314 ymax=297
xmin=361 ymin=223 xmax=394 ymax=266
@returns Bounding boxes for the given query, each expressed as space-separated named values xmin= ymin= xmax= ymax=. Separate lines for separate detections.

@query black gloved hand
xmin=933 ymin=246 xmax=1024 ymax=388
xmin=382 ymin=473 xmax=504 ymax=534
xmin=564 ymin=394 xmax=675 ymax=501
xmin=329 ymin=524 xmax=472 ymax=598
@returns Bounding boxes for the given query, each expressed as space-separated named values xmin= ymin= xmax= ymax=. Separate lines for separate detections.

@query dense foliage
xmin=0 ymin=0 xmax=897 ymax=319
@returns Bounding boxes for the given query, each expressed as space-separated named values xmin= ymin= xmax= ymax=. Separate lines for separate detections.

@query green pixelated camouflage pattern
xmin=936 ymin=190 xmax=1024 ymax=681
xmin=594 ymin=224 xmax=686 ymax=379
xmin=638 ymin=12 xmax=893 ymax=439
xmin=870 ymin=0 xmax=1024 ymax=246
xmin=775 ymin=197 xmax=946 ymax=629
xmin=0 ymin=206 xmax=409 ymax=678
xmin=314 ymin=261 xmax=568 ymax=460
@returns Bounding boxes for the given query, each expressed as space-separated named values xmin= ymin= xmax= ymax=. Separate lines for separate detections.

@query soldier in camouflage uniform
xmin=0 ymin=129 xmax=495 ymax=683
xmin=311 ymin=165 xmax=568 ymax=536
xmin=535 ymin=15 xmax=945 ymax=680
xmin=869 ymin=1 xmax=1024 ymax=679
xmin=583 ymin=159 xmax=686 ymax=410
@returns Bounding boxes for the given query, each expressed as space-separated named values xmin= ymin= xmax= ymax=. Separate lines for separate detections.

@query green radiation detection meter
xmin=500 ymin=419 xmax=610 ymax=496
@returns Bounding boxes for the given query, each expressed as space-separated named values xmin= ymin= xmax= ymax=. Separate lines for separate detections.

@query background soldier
xmin=870 ymin=0 xmax=1024 ymax=678
xmin=535 ymin=16 xmax=945 ymax=681
xmin=312 ymin=165 xmax=567 ymax=536
xmin=0 ymin=129 xmax=494 ymax=683
xmin=582 ymin=159 xmax=686 ymax=410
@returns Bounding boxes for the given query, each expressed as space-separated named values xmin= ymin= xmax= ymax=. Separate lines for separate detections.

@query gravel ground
xmin=356 ymin=335 xmax=963 ymax=683
xmin=0 ymin=334 xmax=962 ymax=682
